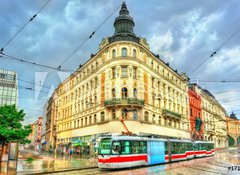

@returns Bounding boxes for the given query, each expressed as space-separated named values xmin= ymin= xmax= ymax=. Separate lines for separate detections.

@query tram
xmin=194 ymin=141 xmax=215 ymax=157
xmin=98 ymin=135 xmax=214 ymax=169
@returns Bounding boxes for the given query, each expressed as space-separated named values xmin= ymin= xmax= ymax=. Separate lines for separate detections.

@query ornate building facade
xmin=188 ymin=84 xmax=203 ymax=140
xmin=226 ymin=112 xmax=240 ymax=146
xmin=54 ymin=2 xmax=190 ymax=153
xmin=200 ymin=89 xmax=228 ymax=148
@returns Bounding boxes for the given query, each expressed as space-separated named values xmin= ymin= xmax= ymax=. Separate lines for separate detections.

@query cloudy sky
xmin=0 ymin=0 xmax=240 ymax=124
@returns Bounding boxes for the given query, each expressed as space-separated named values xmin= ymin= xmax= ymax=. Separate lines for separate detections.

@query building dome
xmin=109 ymin=2 xmax=139 ymax=44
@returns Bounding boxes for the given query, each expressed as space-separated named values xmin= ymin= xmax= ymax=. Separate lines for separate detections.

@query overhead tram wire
xmin=189 ymin=26 xmax=240 ymax=76
xmin=56 ymin=3 xmax=122 ymax=70
xmin=0 ymin=53 xmax=72 ymax=72
xmin=0 ymin=0 xmax=52 ymax=52
xmin=191 ymin=80 xmax=240 ymax=83
xmin=18 ymin=85 xmax=50 ymax=95
xmin=18 ymin=78 xmax=51 ymax=90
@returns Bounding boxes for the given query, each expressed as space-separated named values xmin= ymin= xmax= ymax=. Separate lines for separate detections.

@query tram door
xmin=147 ymin=141 xmax=165 ymax=165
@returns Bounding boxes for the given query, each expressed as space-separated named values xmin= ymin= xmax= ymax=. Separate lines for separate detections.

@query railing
xmin=104 ymin=98 xmax=144 ymax=107
xmin=162 ymin=109 xmax=181 ymax=119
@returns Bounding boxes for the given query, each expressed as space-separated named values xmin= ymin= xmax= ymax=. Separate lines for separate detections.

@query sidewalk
xmin=0 ymin=153 xmax=98 ymax=175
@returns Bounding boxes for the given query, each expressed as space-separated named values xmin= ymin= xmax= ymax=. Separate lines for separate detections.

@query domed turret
xmin=109 ymin=2 xmax=139 ymax=44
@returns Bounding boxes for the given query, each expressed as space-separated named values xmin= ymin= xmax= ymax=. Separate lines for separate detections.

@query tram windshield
xmin=98 ymin=138 xmax=111 ymax=155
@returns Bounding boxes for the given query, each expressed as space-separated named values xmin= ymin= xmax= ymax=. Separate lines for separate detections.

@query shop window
xmin=112 ymin=109 xmax=116 ymax=120
xmin=144 ymin=111 xmax=149 ymax=122
xmin=101 ymin=112 xmax=105 ymax=122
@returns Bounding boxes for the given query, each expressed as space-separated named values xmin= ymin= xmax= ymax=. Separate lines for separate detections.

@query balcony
xmin=162 ymin=109 xmax=181 ymax=119
xmin=104 ymin=98 xmax=144 ymax=107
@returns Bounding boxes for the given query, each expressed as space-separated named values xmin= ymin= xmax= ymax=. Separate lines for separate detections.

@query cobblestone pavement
xmin=0 ymin=154 xmax=98 ymax=175
xmin=0 ymin=148 xmax=239 ymax=175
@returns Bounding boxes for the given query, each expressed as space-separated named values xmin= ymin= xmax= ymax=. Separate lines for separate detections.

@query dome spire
xmin=113 ymin=2 xmax=135 ymax=35
xmin=108 ymin=1 xmax=140 ymax=44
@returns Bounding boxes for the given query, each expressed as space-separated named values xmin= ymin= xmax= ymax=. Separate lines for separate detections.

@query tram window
xmin=112 ymin=141 xmax=121 ymax=154
xmin=132 ymin=141 xmax=140 ymax=154
xmin=140 ymin=141 xmax=147 ymax=153
xmin=98 ymin=138 xmax=111 ymax=155
xmin=121 ymin=141 xmax=132 ymax=154
xmin=132 ymin=141 xmax=147 ymax=154
xmin=164 ymin=142 xmax=168 ymax=154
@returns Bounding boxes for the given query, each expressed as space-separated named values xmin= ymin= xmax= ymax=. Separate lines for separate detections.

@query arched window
xmin=122 ymin=87 xmax=128 ymax=98
xmin=112 ymin=49 xmax=116 ymax=58
xmin=133 ymin=49 xmax=136 ymax=58
xmin=94 ymin=114 xmax=97 ymax=123
xmin=122 ymin=48 xmax=127 ymax=57
xmin=152 ymin=114 xmax=155 ymax=124
xmin=89 ymin=116 xmax=92 ymax=125
xmin=112 ymin=109 xmax=116 ymax=120
xmin=133 ymin=88 xmax=137 ymax=98
xmin=101 ymin=111 xmax=105 ymax=122
xmin=144 ymin=111 xmax=149 ymax=122
xmin=112 ymin=88 xmax=116 ymax=98
xmin=158 ymin=116 xmax=161 ymax=125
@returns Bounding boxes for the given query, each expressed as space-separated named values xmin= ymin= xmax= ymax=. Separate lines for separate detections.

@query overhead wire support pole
xmin=0 ymin=0 xmax=52 ymax=52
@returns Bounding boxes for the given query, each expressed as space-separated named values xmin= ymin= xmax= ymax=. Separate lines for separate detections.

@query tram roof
xmin=194 ymin=141 xmax=214 ymax=144
xmin=99 ymin=135 xmax=194 ymax=142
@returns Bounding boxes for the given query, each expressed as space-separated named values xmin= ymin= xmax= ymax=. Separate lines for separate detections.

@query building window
xmin=112 ymin=109 xmax=116 ymax=120
xmin=112 ymin=88 xmax=116 ymax=98
xmin=144 ymin=111 xmax=149 ymax=122
xmin=190 ymin=108 xmax=193 ymax=116
xmin=152 ymin=114 xmax=155 ymax=124
xmin=74 ymin=121 xmax=76 ymax=128
xmin=89 ymin=116 xmax=92 ymax=125
xmin=112 ymin=49 xmax=116 ymax=58
xmin=133 ymin=88 xmax=137 ymax=98
xmin=133 ymin=49 xmax=136 ymax=57
xmin=112 ymin=67 xmax=116 ymax=79
xmin=122 ymin=87 xmax=128 ymax=98
xmin=94 ymin=114 xmax=97 ymax=123
xmin=101 ymin=112 xmax=105 ymax=122
xmin=122 ymin=48 xmax=127 ymax=57
xmin=164 ymin=118 xmax=167 ymax=126
xmin=77 ymin=120 xmax=79 ymax=127
xmin=85 ymin=117 xmax=87 ymax=126
xmin=121 ymin=66 xmax=127 ymax=77
xmin=158 ymin=116 xmax=161 ymax=125
xmin=133 ymin=67 xmax=137 ymax=79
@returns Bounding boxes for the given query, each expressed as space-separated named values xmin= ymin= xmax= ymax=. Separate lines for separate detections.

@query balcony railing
xmin=162 ymin=109 xmax=181 ymax=119
xmin=104 ymin=98 xmax=144 ymax=107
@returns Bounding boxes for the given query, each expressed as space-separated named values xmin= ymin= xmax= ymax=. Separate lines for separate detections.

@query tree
xmin=0 ymin=105 xmax=32 ymax=161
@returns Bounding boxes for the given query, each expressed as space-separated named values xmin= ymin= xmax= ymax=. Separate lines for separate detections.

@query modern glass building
xmin=0 ymin=69 xmax=18 ymax=106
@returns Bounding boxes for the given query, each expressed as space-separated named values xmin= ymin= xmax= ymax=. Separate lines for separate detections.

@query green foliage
xmin=0 ymin=105 xmax=32 ymax=145
xmin=26 ymin=157 xmax=34 ymax=163
xmin=228 ymin=135 xmax=235 ymax=146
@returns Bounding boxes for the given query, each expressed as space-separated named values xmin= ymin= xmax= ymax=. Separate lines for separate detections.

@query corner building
xmin=55 ymin=2 xmax=190 ymax=153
